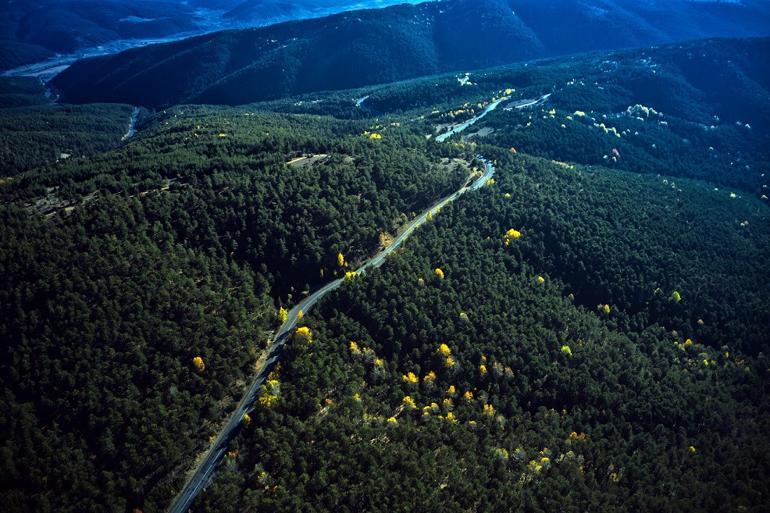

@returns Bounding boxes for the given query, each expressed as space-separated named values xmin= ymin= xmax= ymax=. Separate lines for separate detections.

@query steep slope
xmin=0 ymin=0 xmax=201 ymax=61
xmin=51 ymin=0 xmax=770 ymax=107
xmin=191 ymin=148 xmax=770 ymax=513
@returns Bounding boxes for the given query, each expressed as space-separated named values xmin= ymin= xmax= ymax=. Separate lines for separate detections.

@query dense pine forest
xmin=194 ymin=151 xmax=770 ymax=513
xmin=0 ymin=36 xmax=769 ymax=513
xmin=0 ymin=106 xmax=468 ymax=512
xmin=0 ymin=77 xmax=138 ymax=176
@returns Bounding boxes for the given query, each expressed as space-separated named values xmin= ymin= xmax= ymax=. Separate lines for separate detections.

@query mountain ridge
xmin=51 ymin=0 xmax=770 ymax=107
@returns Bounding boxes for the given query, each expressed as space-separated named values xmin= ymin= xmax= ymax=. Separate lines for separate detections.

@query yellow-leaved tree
xmin=192 ymin=356 xmax=205 ymax=372
xmin=503 ymin=228 xmax=522 ymax=246
xmin=294 ymin=326 xmax=313 ymax=343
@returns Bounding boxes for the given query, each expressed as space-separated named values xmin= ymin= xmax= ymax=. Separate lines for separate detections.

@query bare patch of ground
xmin=286 ymin=153 xmax=329 ymax=168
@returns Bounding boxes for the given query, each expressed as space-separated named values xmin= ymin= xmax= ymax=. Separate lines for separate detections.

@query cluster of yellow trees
xmin=258 ymin=378 xmax=280 ymax=408
xmin=349 ymin=340 xmax=385 ymax=369
xmin=527 ymin=448 xmax=553 ymax=474
xmin=392 ymin=366 xmax=505 ymax=426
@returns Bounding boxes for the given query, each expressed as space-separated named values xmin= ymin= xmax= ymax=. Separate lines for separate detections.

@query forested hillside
xmin=0 ymin=103 xmax=138 ymax=176
xmin=253 ymin=37 xmax=770 ymax=193
xmin=0 ymin=108 xmax=470 ymax=512
xmin=51 ymin=0 xmax=770 ymax=107
xmin=1 ymin=35 xmax=769 ymax=513
xmin=0 ymin=77 xmax=141 ymax=176
xmin=0 ymin=76 xmax=48 ymax=108
xmin=192 ymin=149 xmax=770 ymax=513
xmin=0 ymin=202 xmax=273 ymax=512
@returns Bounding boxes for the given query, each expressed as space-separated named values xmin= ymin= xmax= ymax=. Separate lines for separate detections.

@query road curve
xmin=435 ymin=98 xmax=505 ymax=143
xmin=121 ymin=107 xmax=140 ymax=141
xmin=167 ymin=100 xmax=503 ymax=513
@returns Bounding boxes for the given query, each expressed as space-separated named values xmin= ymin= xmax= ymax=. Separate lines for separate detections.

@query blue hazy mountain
xmin=52 ymin=0 xmax=770 ymax=107
xmin=0 ymin=0 xmax=202 ymax=66
xmin=0 ymin=0 xmax=428 ymax=71
xmin=222 ymin=0 xmax=426 ymax=22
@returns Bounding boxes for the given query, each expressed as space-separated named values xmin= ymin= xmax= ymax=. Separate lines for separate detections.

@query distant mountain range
xmin=222 ymin=1 xmax=425 ymax=23
xmin=0 ymin=0 xmax=425 ymax=72
xmin=51 ymin=0 xmax=770 ymax=107
xmin=0 ymin=0 xmax=202 ymax=69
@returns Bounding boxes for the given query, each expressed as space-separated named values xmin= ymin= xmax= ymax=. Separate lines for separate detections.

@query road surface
xmin=502 ymin=93 xmax=551 ymax=111
xmin=435 ymin=98 xmax=506 ymax=142
xmin=167 ymin=98 xmax=503 ymax=513
xmin=121 ymin=108 xmax=140 ymax=141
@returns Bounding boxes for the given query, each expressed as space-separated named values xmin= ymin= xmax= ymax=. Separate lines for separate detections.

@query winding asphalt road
xmin=435 ymin=98 xmax=505 ymax=142
xmin=167 ymin=98 xmax=503 ymax=513
xmin=121 ymin=107 xmax=140 ymax=141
